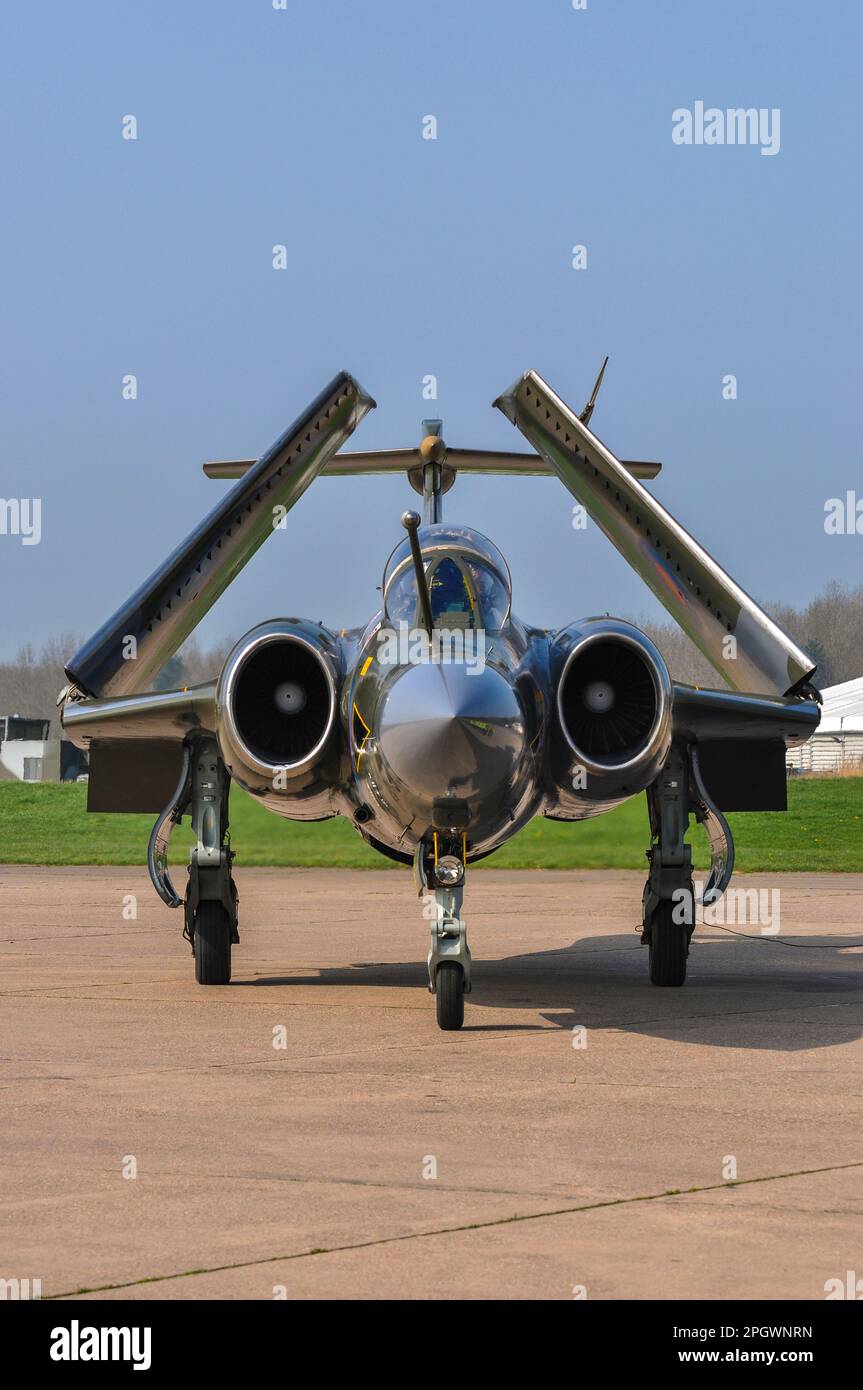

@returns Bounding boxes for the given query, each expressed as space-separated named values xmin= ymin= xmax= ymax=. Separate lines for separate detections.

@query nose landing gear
xmin=416 ymin=838 xmax=471 ymax=1030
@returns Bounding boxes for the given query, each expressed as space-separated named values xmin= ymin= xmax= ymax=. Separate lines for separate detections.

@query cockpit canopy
xmin=383 ymin=525 xmax=512 ymax=632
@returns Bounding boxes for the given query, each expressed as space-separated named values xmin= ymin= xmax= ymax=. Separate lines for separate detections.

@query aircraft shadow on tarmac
xmin=238 ymin=933 xmax=863 ymax=1051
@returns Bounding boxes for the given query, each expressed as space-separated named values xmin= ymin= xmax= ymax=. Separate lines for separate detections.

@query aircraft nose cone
xmin=376 ymin=661 xmax=526 ymax=801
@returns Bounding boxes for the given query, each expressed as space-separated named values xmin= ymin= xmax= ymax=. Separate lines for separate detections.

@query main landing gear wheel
xmin=648 ymin=899 xmax=688 ymax=987
xmin=194 ymin=900 xmax=232 ymax=985
xmin=435 ymin=962 xmax=465 ymax=1030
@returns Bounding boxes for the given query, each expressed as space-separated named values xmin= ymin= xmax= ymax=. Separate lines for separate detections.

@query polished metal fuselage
xmin=340 ymin=611 xmax=549 ymax=859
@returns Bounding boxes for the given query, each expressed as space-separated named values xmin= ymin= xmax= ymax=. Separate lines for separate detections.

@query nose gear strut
xmin=415 ymin=834 xmax=471 ymax=1030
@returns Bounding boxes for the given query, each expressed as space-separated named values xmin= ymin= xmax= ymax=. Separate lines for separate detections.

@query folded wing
xmin=494 ymin=369 xmax=815 ymax=698
xmin=65 ymin=372 xmax=375 ymax=699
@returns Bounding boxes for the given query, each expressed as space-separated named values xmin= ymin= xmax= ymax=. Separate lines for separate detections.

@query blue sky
xmin=1 ymin=0 xmax=860 ymax=660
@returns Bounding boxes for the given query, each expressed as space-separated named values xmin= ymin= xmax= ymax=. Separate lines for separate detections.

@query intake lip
xmin=557 ymin=629 xmax=671 ymax=777
xmin=220 ymin=628 xmax=337 ymax=778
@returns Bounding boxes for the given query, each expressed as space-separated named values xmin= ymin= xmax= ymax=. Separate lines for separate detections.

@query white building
xmin=786 ymin=677 xmax=863 ymax=773
xmin=0 ymin=715 xmax=54 ymax=781
xmin=0 ymin=715 xmax=88 ymax=783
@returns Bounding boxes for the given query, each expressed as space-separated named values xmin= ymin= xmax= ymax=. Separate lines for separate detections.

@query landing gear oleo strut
xmin=147 ymin=734 xmax=238 ymax=986
xmin=641 ymin=742 xmax=736 ymax=986
xmin=417 ymin=835 xmax=471 ymax=1030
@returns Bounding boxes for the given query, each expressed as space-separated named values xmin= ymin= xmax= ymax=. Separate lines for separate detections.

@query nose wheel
xmin=435 ymin=961 xmax=465 ymax=1030
xmin=417 ymin=839 xmax=471 ymax=1030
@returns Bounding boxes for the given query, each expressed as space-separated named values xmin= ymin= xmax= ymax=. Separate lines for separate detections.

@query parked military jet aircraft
xmin=60 ymin=367 xmax=820 ymax=1028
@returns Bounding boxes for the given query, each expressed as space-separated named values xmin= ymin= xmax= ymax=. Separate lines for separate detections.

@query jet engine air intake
xmin=232 ymin=639 xmax=331 ymax=766
xmin=554 ymin=621 xmax=673 ymax=804
xmin=217 ymin=623 xmax=339 ymax=788
xmin=560 ymin=637 xmax=658 ymax=761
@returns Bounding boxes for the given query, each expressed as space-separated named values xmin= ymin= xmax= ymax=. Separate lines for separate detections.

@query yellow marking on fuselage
xmin=353 ymin=701 xmax=372 ymax=768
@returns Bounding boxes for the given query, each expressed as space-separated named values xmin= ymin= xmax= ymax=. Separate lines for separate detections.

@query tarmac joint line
xmin=51 ymin=1157 xmax=863 ymax=1300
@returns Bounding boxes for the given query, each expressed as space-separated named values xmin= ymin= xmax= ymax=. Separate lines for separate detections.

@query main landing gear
xmin=416 ymin=837 xmax=471 ymax=1030
xmin=147 ymin=734 xmax=239 ymax=985
xmin=642 ymin=746 xmax=693 ymax=986
xmin=641 ymin=742 xmax=734 ymax=986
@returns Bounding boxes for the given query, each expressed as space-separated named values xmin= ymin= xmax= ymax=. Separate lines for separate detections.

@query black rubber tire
xmin=435 ymin=962 xmax=465 ymax=1030
xmin=194 ymin=900 xmax=232 ymax=985
xmin=648 ymin=899 xmax=689 ymax=987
